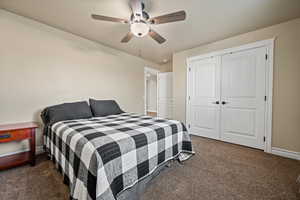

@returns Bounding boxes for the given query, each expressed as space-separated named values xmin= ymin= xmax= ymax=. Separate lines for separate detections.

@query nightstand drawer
xmin=0 ymin=129 xmax=31 ymax=143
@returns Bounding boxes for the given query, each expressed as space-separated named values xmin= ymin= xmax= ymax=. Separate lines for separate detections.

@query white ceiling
xmin=1 ymin=0 xmax=300 ymax=64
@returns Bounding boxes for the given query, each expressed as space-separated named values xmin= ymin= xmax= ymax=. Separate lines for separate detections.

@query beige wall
xmin=173 ymin=18 xmax=300 ymax=152
xmin=160 ymin=60 xmax=173 ymax=72
xmin=0 ymin=10 xmax=160 ymax=155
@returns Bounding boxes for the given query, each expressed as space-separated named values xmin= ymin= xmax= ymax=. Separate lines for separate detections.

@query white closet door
xmin=220 ymin=47 xmax=266 ymax=149
xmin=158 ymin=72 xmax=173 ymax=119
xmin=189 ymin=57 xmax=221 ymax=139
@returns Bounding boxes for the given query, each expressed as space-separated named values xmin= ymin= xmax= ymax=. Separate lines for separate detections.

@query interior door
xmin=220 ymin=47 xmax=267 ymax=149
xmin=188 ymin=57 xmax=221 ymax=139
xmin=158 ymin=72 xmax=173 ymax=119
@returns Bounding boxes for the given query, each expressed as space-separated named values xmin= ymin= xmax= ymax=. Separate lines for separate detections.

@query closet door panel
xmin=220 ymin=47 xmax=266 ymax=149
xmin=189 ymin=57 xmax=221 ymax=139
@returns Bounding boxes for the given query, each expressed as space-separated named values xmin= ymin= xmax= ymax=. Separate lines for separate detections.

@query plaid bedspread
xmin=44 ymin=113 xmax=194 ymax=200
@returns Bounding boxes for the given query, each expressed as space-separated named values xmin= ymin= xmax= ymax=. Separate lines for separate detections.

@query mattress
xmin=44 ymin=112 xmax=194 ymax=200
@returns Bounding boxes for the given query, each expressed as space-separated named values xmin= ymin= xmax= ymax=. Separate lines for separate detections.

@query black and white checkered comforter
xmin=44 ymin=113 xmax=194 ymax=200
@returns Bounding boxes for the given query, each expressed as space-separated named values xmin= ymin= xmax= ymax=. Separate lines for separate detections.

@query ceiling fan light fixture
xmin=130 ymin=21 xmax=150 ymax=37
xmin=91 ymin=1 xmax=186 ymax=44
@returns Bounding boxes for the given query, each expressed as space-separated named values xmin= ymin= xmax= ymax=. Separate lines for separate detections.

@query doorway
xmin=144 ymin=67 xmax=159 ymax=117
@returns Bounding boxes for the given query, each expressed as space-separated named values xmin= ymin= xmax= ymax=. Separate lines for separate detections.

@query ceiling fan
xmin=91 ymin=0 xmax=186 ymax=44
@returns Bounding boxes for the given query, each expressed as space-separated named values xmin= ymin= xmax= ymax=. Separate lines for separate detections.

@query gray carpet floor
xmin=0 ymin=136 xmax=299 ymax=200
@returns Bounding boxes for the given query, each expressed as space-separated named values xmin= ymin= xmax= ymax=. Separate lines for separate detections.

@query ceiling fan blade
xmin=91 ymin=14 xmax=128 ymax=24
xmin=150 ymin=10 xmax=186 ymax=24
xmin=149 ymin=30 xmax=166 ymax=44
xmin=121 ymin=32 xmax=134 ymax=43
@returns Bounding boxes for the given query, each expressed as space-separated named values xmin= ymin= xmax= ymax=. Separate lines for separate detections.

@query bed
xmin=42 ymin=100 xmax=194 ymax=200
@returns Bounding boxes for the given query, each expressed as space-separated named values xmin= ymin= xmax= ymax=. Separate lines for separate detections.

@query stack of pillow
xmin=41 ymin=99 xmax=124 ymax=128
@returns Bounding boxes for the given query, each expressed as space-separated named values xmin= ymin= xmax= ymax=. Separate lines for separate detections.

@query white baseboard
xmin=146 ymin=110 xmax=157 ymax=113
xmin=271 ymin=147 xmax=300 ymax=161
xmin=0 ymin=145 xmax=44 ymax=158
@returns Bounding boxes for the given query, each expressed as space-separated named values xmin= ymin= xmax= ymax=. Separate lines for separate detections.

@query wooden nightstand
xmin=0 ymin=122 xmax=38 ymax=170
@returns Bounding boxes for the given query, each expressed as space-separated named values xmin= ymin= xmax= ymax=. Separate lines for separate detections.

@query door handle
xmin=212 ymin=101 xmax=219 ymax=104
xmin=222 ymin=101 xmax=227 ymax=105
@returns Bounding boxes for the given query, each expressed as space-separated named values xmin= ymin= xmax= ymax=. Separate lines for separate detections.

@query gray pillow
xmin=41 ymin=101 xmax=93 ymax=126
xmin=89 ymin=99 xmax=124 ymax=117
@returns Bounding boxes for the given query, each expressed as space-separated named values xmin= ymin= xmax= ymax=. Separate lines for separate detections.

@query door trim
xmin=186 ymin=38 xmax=275 ymax=153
